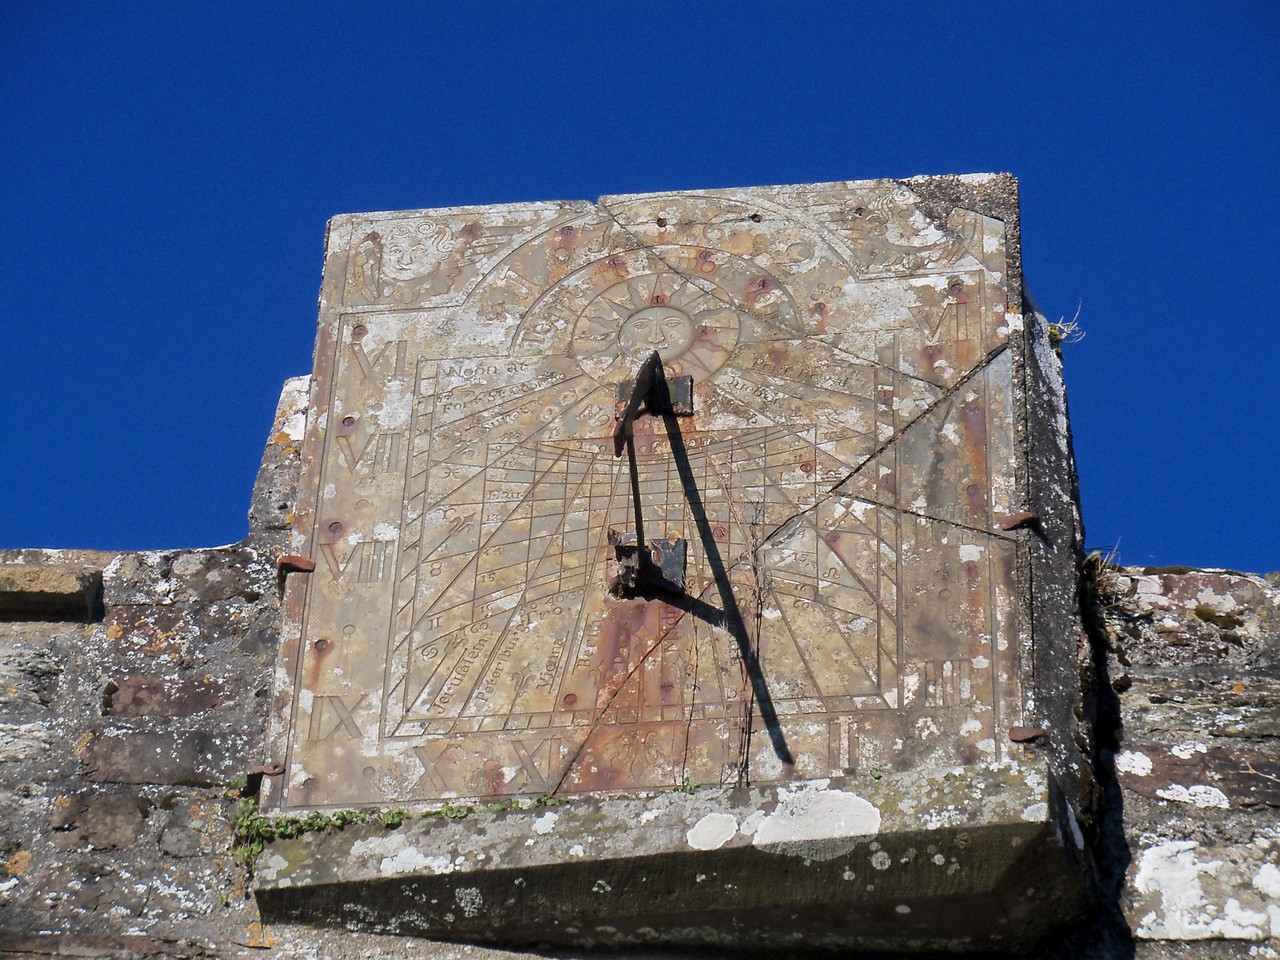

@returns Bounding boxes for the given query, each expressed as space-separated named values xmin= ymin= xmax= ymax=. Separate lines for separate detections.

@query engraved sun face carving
xmin=618 ymin=306 xmax=696 ymax=361
xmin=570 ymin=270 xmax=742 ymax=383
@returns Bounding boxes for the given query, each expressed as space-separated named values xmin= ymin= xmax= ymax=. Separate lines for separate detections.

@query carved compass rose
xmin=270 ymin=181 xmax=1026 ymax=811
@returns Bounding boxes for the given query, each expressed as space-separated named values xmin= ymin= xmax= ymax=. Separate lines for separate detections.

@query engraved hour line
xmin=699 ymin=437 xmax=767 ymax=543
xmin=705 ymin=387 xmax=884 ymax=495
xmin=698 ymin=609 xmax=739 ymax=718
xmin=893 ymin=427 xmax=905 ymax=706
xmin=547 ymin=447 xmax=627 ymax=712
xmin=764 ymin=580 xmax=853 ymax=699
xmin=769 ymin=576 xmax=880 ymax=695
xmin=702 ymin=378 xmax=864 ymax=478
xmin=387 ymin=360 xmax=436 ymax=662
xmin=547 ymin=576 xmax=716 ymax=797
xmin=416 ymin=376 xmax=602 ymax=520
xmin=726 ymin=431 xmax=812 ymax=516
xmin=404 ymin=602 xmax=522 ymax=720
xmin=814 ymin=335 xmax=944 ymax=392
xmin=818 ymin=530 xmax=900 ymax=660
xmin=452 ymin=450 xmax=601 ymax=719
xmin=873 ymin=494 xmax=886 ymax=688
xmin=762 ymin=576 xmax=844 ymax=701
xmin=399 ymin=499 xmax=599 ymax=627
xmin=548 ymin=450 xmax=619 ymax=683
xmin=412 ymin=447 xmax=572 ymax=628
xmin=716 ymin=362 xmax=880 ymax=436
xmin=414 ymin=450 xmax=604 ymax=586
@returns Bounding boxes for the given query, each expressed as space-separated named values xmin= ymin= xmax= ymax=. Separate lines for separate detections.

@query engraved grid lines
xmin=388 ymin=421 xmax=907 ymax=738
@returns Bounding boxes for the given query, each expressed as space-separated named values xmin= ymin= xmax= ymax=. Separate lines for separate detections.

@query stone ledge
xmin=255 ymin=766 xmax=1090 ymax=952
xmin=0 ymin=563 xmax=102 ymax=623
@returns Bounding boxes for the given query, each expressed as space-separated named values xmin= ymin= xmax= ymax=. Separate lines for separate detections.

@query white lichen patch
xmin=753 ymin=785 xmax=880 ymax=860
xmin=1253 ymin=863 xmax=1280 ymax=899
xmin=1021 ymin=802 xmax=1048 ymax=823
xmin=687 ymin=813 xmax=738 ymax=851
xmin=454 ymin=887 xmax=483 ymax=918
xmin=1132 ymin=841 xmax=1275 ymax=940
xmin=739 ymin=809 xmax=766 ymax=836
xmin=532 ymin=812 xmax=558 ymax=835
xmin=1116 ymin=750 xmax=1153 ymax=776
xmin=1155 ymin=784 xmax=1230 ymax=809
xmin=349 ymin=834 xmax=454 ymax=877
xmin=255 ymin=852 xmax=291 ymax=884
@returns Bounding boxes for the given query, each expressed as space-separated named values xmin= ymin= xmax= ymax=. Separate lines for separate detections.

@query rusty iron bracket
xmin=996 ymin=511 xmax=1043 ymax=533
xmin=276 ymin=555 xmax=316 ymax=592
xmin=613 ymin=350 xmax=693 ymax=456
xmin=609 ymin=530 xmax=686 ymax=596
xmin=1008 ymin=725 xmax=1047 ymax=743
xmin=240 ymin=761 xmax=286 ymax=798
xmin=609 ymin=352 xmax=692 ymax=597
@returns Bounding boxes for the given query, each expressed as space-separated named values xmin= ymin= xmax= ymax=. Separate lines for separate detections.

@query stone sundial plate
xmin=265 ymin=177 xmax=1030 ymax=812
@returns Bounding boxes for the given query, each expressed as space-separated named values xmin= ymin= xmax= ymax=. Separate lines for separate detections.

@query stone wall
xmin=1 ymin=377 xmax=1276 ymax=958
xmin=1097 ymin=563 xmax=1280 ymax=955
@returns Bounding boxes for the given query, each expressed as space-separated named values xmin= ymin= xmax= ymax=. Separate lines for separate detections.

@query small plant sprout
xmin=1048 ymin=299 xmax=1085 ymax=350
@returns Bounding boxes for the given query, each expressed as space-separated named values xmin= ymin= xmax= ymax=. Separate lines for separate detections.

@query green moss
xmin=1193 ymin=605 xmax=1244 ymax=630
xmin=231 ymin=795 xmax=570 ymax=870
xmin=377 ymin=808 xmax=408 ymax=828
xmin=529 ymin=794 xmax=566 ymax=807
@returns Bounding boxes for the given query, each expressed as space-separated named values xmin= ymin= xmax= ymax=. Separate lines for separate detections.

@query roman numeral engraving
xmin=414 ymin=741 xmax=451 ymax=792
xmin=339 ymin=431 xmax=401 ymax=473
xmin=828 ymin=717 xmax=859 ymax=773
xmin=321 ymin=539 xmax=393 ymax=583
xmin=510 ymin=738 xmax=560 ymax=792
xmin=307 ymin=693 xmax=367 ymax=740
xmin=350 ymin=338 xmax=408 ymax=382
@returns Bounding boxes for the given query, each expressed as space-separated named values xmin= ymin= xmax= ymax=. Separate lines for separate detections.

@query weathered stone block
xmin=250 ymin=175 xmax=1093 ymax=950
xmin=105 ymin=675 xmax=228 ymax=718
xmin=49 ymin=791 xmax=150 ymax=851
xmin=0 ymin=562 xmax=102 ymax=622
xmin=81 ymin=726 xmax=250 ymax=787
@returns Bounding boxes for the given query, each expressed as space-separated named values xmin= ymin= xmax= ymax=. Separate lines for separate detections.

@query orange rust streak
xmin=552 ymin=595 xmax=694 ymax=794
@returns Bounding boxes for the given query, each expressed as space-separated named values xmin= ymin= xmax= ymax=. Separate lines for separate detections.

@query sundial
xmin=258 ymin=177 xmax=1094 ymax=950
xmin=265 ymin=177 xmax=1034 ymax=813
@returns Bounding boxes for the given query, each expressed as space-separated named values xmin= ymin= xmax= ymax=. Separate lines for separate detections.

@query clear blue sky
xmin=3 ymin=2 xmax=1277 ymax=573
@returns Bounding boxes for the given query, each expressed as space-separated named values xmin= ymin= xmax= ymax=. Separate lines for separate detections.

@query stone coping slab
xmin=255 ymin=766 xmax=1088 ymax=952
